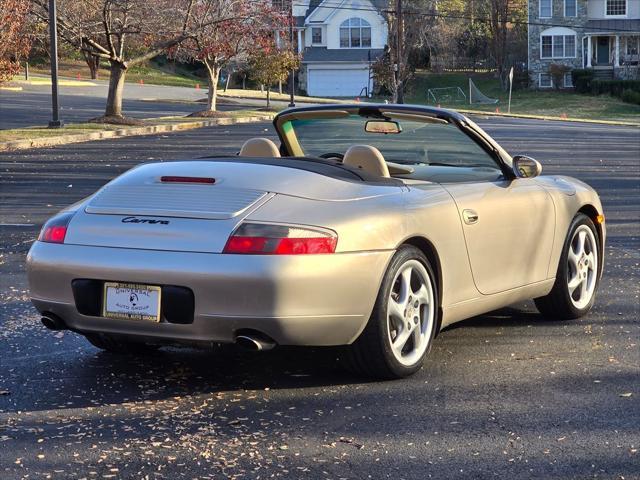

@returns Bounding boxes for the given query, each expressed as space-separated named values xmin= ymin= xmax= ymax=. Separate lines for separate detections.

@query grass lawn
xmin=401 ymin=71 xmax=640 ymax=123
xmin=30 ymin=60 xmax=202 ymax=88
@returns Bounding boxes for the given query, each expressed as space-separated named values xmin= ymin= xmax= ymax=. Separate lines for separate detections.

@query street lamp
xmin=288 ymin=0 xmax=295 ymax=108
xmin=48 ymin=0 xmax=63 ymax=128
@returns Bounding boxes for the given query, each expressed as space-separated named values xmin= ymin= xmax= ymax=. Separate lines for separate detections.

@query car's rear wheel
xmin=343 ymin=245 xmax=438 ymax=379
xmin=534 ymin=213 xmax=600 ymax=319
xmin=85 ymin=333 xmax=159 ymax=354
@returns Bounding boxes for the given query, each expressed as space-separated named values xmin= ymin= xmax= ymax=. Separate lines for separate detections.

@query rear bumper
xmin=27 ymin=242 xmax=393 ymax=346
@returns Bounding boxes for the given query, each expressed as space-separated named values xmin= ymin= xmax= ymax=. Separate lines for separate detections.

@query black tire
xmin=342 ymin=245 xmax=439 ymax=379
xmin=534 ymin=213 xmax=601 ymax=320
xmin=85 ymin=333 xmax=159 ymax=354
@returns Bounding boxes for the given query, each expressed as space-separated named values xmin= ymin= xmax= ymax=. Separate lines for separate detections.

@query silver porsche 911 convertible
xmin=27 ymin=104 xmax=605 ymax=379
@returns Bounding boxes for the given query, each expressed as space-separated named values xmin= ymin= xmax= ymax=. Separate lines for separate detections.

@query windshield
xmin=285 ymin=114 xmax=500 ymax=169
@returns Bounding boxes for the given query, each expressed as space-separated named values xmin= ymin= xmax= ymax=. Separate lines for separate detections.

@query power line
xmin=292 ymin=1 xmax=640 ymax=33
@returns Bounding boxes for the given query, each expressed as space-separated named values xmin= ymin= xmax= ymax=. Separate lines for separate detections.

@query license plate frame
xmin=102 ymin=282 xmax=162 ymax=322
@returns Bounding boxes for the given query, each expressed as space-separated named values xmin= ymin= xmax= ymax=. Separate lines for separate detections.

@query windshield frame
xmin=273 ymin=104 xmax=515 ymax=180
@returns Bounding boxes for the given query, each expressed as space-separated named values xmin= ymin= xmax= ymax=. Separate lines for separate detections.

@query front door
xmin=444 ymin=179 xmax=556 ymax=295
xmin=597 ymin=37 xmax=610 ymax=65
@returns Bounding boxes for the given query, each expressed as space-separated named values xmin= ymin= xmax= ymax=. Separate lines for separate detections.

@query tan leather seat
xmin=342 ymin=145 xmax=390 ymax=177
xmin=239 ymin=138 xmax=281 ymax=158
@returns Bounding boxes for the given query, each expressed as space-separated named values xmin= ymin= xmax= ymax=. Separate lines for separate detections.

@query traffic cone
xmin=139 ymin=79 xmax=144 ymax=85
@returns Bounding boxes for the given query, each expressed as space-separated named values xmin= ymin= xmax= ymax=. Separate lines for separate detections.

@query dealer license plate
xmin=102 ymin=282 xmax=161 ymax=322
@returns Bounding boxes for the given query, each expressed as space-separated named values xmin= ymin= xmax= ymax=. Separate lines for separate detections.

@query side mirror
xmin=513 ymin=155 xmax=542 ymax=179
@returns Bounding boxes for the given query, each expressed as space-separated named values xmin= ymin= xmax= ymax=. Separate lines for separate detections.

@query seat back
xmin=239 ymin=138 xmax=281 ymax=158
xmin=342 ymin=145 xmax=390 ymax=177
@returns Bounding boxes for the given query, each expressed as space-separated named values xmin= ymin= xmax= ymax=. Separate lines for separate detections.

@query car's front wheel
xmin=344 ymin=245 xmax=438 ymax=379
xmin=535 ymin=213 xmax=601 ymax=319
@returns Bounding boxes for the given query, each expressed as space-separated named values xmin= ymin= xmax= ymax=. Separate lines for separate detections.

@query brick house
xmin=528 ymin=0 xmax=640 ymax=88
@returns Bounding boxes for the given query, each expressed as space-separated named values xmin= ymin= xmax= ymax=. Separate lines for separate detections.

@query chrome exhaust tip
xmin=41 ymin=313 xmax=66 ymax=331
xmin=236 ymin=334 xmax=276 ymax=351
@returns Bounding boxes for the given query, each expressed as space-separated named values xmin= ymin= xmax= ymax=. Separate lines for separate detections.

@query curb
xmin=0 ymin=114 xmax=276 ymax=152
xmin=0 ymin=86 xmax=23 ymax=91
xmin=456 ymin=108 xmax=640 ymax=127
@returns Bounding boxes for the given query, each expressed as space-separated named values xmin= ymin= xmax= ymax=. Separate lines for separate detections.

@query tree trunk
xmin=83 ymin=51 xmax=100 ymax=79
xmin=224 ymin=71 xmax=231 ymax=92
xmin=266 ymin=88 xmax=271 ymax=108
xmin=278 ymin=80 xmax=282 ymax=94
xmin=105 ymin=61 xmax=127 ymax=117
xmin=205 ymin=63 xmax=220 ymax=112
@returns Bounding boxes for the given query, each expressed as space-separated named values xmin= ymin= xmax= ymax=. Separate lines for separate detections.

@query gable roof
xmin=306 ymin=0 xmax=389 ymax=19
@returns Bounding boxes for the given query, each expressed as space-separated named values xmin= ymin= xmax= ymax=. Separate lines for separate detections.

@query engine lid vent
xmin=85 ymin=183 xmax=268 ymax=220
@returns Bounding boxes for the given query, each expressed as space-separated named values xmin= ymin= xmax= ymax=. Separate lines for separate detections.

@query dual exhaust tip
xmin=41 ymin=313 xmax=66 ymax=331
xmin=41 ymin=314 xmax=276 ymax=352
xmin=235 ymin=333 xmax=276 ymax=351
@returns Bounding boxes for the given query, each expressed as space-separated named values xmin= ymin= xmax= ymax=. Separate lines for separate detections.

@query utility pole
xmin=288 ymin=0 xmax=296 ymax=107
xmin=48 ymin=0 xmax=63 ymax=128
xmin=395 ymin=0 xmax=404 ymax=104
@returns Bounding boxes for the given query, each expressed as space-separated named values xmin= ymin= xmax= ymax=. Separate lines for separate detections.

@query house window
xmin=541 ymin=34 xmax=576 ymax=58
xmin=565 ymin=0 xmax=577 ymax=16
xmin=627 ymin=36 xmax=639 ymax=55
xmin=564 ymin=72 xmax=573 ymax=88
xmin=339 ymin=18 xmax=372 ymax=48
xmin=540 ymin=74 xmax=553 ymax=88
xmin=540 ymin=0 xmax=552 ymax=18
xmin=312 ymin=27 xmax=322 ymax=44
xmin=606 ymin=0 xmax=626 ymax=16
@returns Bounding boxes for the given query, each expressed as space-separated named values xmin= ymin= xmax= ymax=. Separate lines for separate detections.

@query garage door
xmin=307 ymin=68 xmax=369 ymax=97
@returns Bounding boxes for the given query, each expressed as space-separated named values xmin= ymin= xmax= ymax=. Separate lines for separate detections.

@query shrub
xmin=621 ymin=89 xmax=640 ymax=105
xmin=572 ymin=69 xmax=595 ymax=93
xmin=549 ymin=64 xmax=570 ymax=90
xmin=591 ymin=80 xmax=640 ymax=97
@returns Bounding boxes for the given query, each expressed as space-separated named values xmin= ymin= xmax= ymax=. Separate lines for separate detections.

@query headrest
xmin=239 ymin=138 xmax=281 ymax=157
xmin=342 ymin=145 xmax=390 ymax=177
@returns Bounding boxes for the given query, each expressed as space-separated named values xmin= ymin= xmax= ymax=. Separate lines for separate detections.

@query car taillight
xmin=38 ymin=212 xmax=75 ymax=244
xmin=223 ymin=223 xmax=337 ymax=255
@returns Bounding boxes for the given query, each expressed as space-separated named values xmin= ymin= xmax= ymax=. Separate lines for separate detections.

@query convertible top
xmin=199 ymin=156 xmax=406 ymax=187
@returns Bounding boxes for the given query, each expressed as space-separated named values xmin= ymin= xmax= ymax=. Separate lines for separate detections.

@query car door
xmin=443 ymin=178 xmax=555 ymax=295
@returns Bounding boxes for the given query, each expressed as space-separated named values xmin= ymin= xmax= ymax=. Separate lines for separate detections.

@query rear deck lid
xmin=85 ymin=183 xmax=267 ymax=220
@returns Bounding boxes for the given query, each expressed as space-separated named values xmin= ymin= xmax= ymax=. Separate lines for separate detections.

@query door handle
xmin=462 ymin=209 xmax=479 ymax=225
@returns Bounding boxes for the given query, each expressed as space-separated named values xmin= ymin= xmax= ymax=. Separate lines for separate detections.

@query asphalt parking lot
xmin=0 ymin=117 xmax=638 ymax=479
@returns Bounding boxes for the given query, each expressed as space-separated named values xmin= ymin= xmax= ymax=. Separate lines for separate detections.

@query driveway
xmin=0 ymin=117 xmax=638 ymax=479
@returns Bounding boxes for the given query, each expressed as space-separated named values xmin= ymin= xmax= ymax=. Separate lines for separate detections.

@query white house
xmin=292 ymin=0 xmax=389 ymax=97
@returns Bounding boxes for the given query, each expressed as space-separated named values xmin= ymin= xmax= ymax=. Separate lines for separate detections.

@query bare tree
xmin=481 ymin=0 xmax=526 ymax=88
xmin=32 ymin=0 xmax=248 ymax=122
xmin=174 ymin=0 xmax=285 ymax=115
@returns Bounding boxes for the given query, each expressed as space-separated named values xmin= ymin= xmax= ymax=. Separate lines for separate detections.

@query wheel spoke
xmin=568 ymin=275 xmax=582 ymax=295
xmin=579 ymin=276 xmax=588 ymax=300
xmin=576 ymin=230 xmax=587 ymax=257
xmin=399 ymin=267 xmax=413 ymax=303
xmin=415 ymin=284 xmax=431 ymax=306
xmin=391 ymin=325 xmax=412 ymax=357
xmin=586 ymin=252 xmax=596 ymax=272
xmin=388 ymin=298 xmax=405 ymax=323
xmin=411 ymin=322 xmax=423 ymax=352
xmin=567 ymin=248 xmax=579 ymax=270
